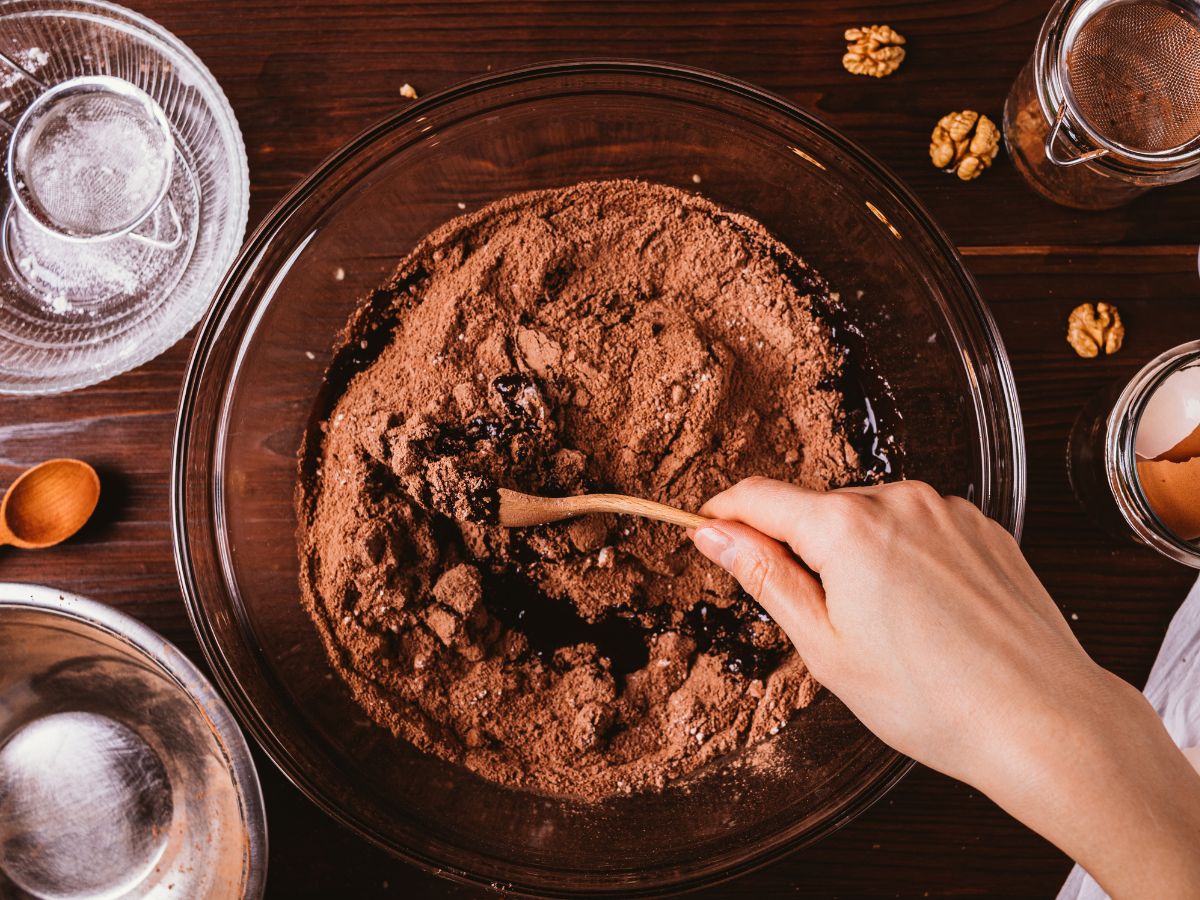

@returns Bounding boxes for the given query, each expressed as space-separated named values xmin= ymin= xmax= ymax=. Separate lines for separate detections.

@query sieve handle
xmin=0 ymin=50 xmax=48 ymax=91
xmin=1045 ymin=101 xmax=1109 ymax=168
xmin=128 ymin=198 xmax=183 ymax=251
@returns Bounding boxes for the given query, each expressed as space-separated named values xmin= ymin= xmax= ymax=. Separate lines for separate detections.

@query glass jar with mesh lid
xmin=1003 ymin=0 xmax=1200 ymax=209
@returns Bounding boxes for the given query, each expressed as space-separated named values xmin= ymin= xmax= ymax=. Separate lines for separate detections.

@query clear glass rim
xmin=173 ymin=59 xmax=1026 ymax=894
xmin=1106 ymin=340 xmax=1200 ymax=568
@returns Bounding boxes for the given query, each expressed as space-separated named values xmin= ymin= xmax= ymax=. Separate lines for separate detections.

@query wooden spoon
xmin=497 ymin=487 xmax=708 ymax=529
xmin=0 ymin=459 xmax=101 ymax=549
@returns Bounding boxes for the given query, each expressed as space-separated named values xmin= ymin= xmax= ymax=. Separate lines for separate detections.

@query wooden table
xmin=2 ymin=1 xmax=1198 ymax=896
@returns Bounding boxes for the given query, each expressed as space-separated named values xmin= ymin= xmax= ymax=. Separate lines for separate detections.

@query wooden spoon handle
xmin=569 ymin=494 xmax=709 ymax=529
xmin=497 ymin=488 xmax=708 ymax=530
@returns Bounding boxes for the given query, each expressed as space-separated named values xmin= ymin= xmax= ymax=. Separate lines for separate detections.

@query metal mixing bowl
xmin=0 ymin=583 xmax=267 ymax=898
xmin=174 ymin=61 xmax=1025 ymax=896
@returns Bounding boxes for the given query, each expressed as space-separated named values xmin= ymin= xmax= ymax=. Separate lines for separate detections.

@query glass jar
xmin=1068 ymin=341 xmax=1200 ymax=567
xmin=1003 ymin=0 xmax=1200 ymax=210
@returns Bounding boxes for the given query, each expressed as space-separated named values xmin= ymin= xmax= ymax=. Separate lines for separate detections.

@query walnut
xmin=1067 ymin=302 xmax=1125 ymax=358
xmin=929 ymin=110 xmax=1001 ymax=181
xmin=842 ymin=25 xmax=906 ymax=78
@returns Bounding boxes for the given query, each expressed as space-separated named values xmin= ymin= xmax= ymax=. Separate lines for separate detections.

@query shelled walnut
xmin=1067 ymin=302 xmax=1125 ymax=358
xmin=929 ymin=110 xmax=1000 ymax=181
xmin=842 ymin=25 xmax=906 ymax=78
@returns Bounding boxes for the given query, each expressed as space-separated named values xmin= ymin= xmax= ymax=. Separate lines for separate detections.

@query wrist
xmin=974 ymin=667 xmax=1200 ymax=899
xmin=979 ymin=665 xmax=1148 ymax=810
xmin=951 ymin=661 xmax=1133 ymax=796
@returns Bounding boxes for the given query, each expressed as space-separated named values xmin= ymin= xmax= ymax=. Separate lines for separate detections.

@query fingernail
xmin=693 ymin=526 xmax=737 ymax=571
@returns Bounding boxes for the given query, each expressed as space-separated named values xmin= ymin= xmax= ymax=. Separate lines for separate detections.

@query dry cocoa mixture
xmin=297 ymin=180 xmax=879 ymax=801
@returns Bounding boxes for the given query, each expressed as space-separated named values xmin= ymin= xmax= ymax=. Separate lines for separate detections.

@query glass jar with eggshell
xmin=1068 ymin=341 xmax=1200 ymax=566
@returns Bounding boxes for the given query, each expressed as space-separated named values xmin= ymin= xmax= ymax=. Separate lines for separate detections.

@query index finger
xmin=700 ymin=476 xmax=858 ymax=572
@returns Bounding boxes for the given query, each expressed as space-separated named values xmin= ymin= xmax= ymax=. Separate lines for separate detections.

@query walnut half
xmin=843 ymin=25 xmax=906 ymax=78
xmin=1067 ymin=302 xmax=1125 ymax=358
xmin=929 ymin=110 xmax=1000 ymax=181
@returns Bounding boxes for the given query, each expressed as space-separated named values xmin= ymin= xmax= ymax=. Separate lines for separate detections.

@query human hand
xmin=692 ymin=478 xmax=1200 ymax=899
xmin=692 ymin=477 xmax=1101 ymax=786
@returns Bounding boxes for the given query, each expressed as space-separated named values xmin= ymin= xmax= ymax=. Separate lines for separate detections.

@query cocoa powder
xmin=297 ymin=180 xmax=874 ymax=801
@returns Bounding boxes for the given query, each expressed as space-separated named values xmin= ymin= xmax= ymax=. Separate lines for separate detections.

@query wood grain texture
xmin=1 ymin=2 xmax=1198 ymax=897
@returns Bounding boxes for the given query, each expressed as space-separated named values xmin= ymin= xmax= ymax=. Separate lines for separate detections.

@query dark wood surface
xmin=2 ymin=2 xmax=1199 ymax=897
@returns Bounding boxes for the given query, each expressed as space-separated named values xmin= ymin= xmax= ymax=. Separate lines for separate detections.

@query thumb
xmin=692 ymin=520 xmax=832 ymax=657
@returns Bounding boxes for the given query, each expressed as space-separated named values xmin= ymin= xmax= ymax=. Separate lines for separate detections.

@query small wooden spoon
xmin=497 ymin=487 xmax=708 ymax=529
xmin=0 ymin=459 xmax=101 ymax=549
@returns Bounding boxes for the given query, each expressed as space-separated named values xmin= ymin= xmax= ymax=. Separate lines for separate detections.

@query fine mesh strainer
xmin=1003 ymin=0 xmax=1200 ymax=208
xmin=4 ymin=72 xmax=177 ymax=242
xmin=1063 ymin=0 xmax=1200 ymax=155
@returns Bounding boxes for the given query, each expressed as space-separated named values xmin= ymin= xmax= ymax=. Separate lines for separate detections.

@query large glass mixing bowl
xmin=173 ymin=62 xmax=1025 ymax=896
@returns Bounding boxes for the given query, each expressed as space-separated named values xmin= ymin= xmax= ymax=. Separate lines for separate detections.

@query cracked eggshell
xmin=1135 ymin=365 xmax=1200 ymax=461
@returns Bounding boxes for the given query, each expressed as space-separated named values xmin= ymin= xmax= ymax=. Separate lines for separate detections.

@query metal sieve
xmin=1003 ymin=0 xmax=1200 ymax=208
xmin=1057 ymin=0 xmax=1200 ymax=161
xmin=1 ymin=57 xmax=179 ymax=245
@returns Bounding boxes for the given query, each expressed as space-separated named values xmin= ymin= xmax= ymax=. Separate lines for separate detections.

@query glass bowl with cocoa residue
xmin=173 ymin=61 xmax=1025 ymax=896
